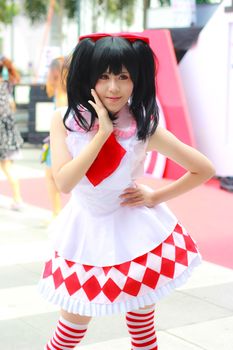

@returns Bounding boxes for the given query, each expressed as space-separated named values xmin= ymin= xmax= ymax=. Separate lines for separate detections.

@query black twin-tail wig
xmin=63 ymin=36 xmax=159 ymax=141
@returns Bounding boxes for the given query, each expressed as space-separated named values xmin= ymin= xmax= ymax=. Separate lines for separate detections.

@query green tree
xmin=23 ymin=0 xmax=77 ymax=23
xmin=157 ymin=0 xmax=221 ymax=6
xmin=196 ymin=0 xmax=221 ymax=3
xmin=0 ymin=0 xmax=18 ymax=24
xmin=107 ymin=0 xmax=136 ymax=27
xmin=23 ymin=0 xmax=136 ymax=28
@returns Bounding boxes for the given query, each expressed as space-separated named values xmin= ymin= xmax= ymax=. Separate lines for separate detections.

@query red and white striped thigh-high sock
xmin=45 ymin=316 xmax=89 ymax=350
xmin=126 ymin=306 xmax=158 ymax=350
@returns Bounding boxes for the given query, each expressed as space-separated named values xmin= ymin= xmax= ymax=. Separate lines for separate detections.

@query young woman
xmin=38 ymin=33 xmax=215 ymax=350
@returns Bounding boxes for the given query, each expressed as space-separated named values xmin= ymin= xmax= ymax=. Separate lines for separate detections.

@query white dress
xmin=38 ymin=106 xmax=201 ymax=316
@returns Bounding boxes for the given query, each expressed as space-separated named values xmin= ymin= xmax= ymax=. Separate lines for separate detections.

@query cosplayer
xmin=42 ymin=57 xmax=68 ymax=220
xmin=38 ymin=33 xmax=215 ymax=350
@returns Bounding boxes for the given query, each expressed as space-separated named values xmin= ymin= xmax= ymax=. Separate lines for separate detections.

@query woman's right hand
xmin=88 ymin=89 xmax=113 ymax=136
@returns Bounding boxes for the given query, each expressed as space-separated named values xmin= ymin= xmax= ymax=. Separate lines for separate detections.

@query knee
xmin=61 ymin=309 xmax=92 ymax=325
xmin=139 ymin=304 xmax=155 ymax=310
xmin=0 ymin=161 xmax=11 ymax=175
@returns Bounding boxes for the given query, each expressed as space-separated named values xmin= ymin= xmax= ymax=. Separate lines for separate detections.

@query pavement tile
xmin=79 ymin=337 xmax=131 ymax=350
xmin=178 ymin=261 xmax=233 ymax=290
xmin=157 ymin=290 xmax=233 ymax=330
xmin=182 ymin=282 xmax=233 ymax=312
xmin=79 ymin=332 xmax=205 ymax=350
xmin=0 ymin=318 xmax=46 ymax=350
xmin=169 ymin=316 xmax=233 ymax=350
xmin=0 ymin=264 xmax=39 ymax=288
xmin=158 ymin=331 xmax=205 ymax=349
xmin=0 ymin=285 xmax=58 ymax=321
xmin=0 ymin=241 xmax=49 ymax=266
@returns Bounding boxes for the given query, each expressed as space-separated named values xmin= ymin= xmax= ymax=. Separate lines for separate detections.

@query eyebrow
xmin=105 ymin=71 xmax=129 ymax=74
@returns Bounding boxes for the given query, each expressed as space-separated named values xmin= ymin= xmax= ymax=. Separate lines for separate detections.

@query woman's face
xmin=94 ymin=66 xmax=133 ymax=114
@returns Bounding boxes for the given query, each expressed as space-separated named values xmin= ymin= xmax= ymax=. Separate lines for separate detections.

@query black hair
xmin=64 ymin=36 xmax=159 ymax=141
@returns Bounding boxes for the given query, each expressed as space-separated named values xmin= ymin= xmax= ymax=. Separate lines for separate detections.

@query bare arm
xmin=51 ymin=90 xmax=113 ymax=193
xmin=120 ymin=126 xmax=215 ymax=207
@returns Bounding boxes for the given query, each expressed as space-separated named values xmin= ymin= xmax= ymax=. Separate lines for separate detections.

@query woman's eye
xmin=99 ymin=74 xmax=109 ymax=80
xmin=119 ymin=74 xmax=129 ymax=80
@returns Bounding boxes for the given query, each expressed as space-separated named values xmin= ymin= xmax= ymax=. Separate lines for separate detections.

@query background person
xmin=42 ymin=57 xmax=68 ymax=219
xmin=0 ymin=55 xmax=24 ymax=210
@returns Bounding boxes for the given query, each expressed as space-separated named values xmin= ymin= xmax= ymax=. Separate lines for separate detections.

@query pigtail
xmin=64 ymin=39 xmax=96 ymax=131
xmin=131 ymin=40 xmax=159 ymax=140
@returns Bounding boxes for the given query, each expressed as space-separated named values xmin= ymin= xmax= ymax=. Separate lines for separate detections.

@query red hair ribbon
xmin=79 ymin=32 xmax=149 ymax=44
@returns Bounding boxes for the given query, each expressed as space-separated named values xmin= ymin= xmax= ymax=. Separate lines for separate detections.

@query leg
xmin=0 ymin=160 xmax=23 ymax=203
xmin=125 ymin=304 xmax=158 ymax=350
xmin=45 ymin=309 xmax=91 ymax=350
xmin=45 ymin=167 xmax=61 ymax=217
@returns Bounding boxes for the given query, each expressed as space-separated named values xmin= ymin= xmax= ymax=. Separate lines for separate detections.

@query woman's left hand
xmin=119 ymin=184 xmax=156 ymax=208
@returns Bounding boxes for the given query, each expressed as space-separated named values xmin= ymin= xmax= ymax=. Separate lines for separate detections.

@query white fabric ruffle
xmin=38 ymin=255 xmax=201 ymax=317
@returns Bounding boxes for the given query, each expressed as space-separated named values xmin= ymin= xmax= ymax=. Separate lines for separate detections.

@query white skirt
xmin=38 ymin=222 xmax=201 ymax=316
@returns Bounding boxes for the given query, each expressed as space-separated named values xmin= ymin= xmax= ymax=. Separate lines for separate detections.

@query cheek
xmin=126 ymin=82 xmax=134 ymax=97
xmin=94 ymin=82 xmax=104 ymax=96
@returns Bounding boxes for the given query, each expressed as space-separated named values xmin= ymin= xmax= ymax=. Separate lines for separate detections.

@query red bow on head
xmin=79 ymin=32 xmax=149 ymax=44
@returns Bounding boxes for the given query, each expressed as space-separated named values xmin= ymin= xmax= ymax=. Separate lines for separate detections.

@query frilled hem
xmin=38 ymin=255 xmax=201 ymax=317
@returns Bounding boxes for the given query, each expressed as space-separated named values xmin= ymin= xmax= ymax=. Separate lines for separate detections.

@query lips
xmin=106 ymin=97 xmax=121 ymax=100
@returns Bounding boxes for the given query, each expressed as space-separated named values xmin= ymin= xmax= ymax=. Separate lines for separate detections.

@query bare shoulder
xmin=147 ymin=126 xmax=182 ymax=152
xmin=50 ymin=108 xmax=72 ymax=172
xmin=50 ymin=108 xmax=67 ymax=133
xmin=51 ymin=108 xmax=65 ymax=128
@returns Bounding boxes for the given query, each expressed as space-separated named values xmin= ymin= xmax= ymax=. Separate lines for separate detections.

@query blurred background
xmin=1 ymin=2 xmax=233 ymax=349
xmin=0 ymin=0 xmax=222 ymax=143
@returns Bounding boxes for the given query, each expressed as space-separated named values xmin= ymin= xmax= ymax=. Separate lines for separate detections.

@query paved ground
xmin=0 ymin=146 xmax=233 ymax=350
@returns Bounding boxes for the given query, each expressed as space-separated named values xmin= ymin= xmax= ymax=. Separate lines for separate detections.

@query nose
xmin=108 ymin=77 xmax=120 ymax=93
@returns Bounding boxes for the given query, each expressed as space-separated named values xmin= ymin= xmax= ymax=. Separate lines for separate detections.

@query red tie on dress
xmin=86 ymin=132 xmax=126 ymax=186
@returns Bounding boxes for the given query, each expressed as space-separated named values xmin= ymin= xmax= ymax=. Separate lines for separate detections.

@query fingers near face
xmin=90 ymin=89 xmax=103 ymax=105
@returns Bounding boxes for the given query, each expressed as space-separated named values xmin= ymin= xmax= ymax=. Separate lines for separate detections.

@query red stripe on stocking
xmin=45 ymin=316 xmax=88 ymax=350
xmin=126 ymin=307 xmax=158 ymax=350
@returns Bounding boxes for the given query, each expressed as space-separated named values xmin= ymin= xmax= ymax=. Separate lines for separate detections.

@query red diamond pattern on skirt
xmin=142 ymin=268 xmax=160 ymax=289
xmin=114 ymin=261 xmax=131 ymax=276
xmin=133 ymin=252 xmax=148 ymax=266
xmin=43 ymin=260 xmax=52 ymax=278
xmin=184 ymin=235 xmax=198 ymax=253
xmin=174 ymin=223 xmax=183 ymax=234
xmin=41 ymin=223 xmax=200 ymax=304
xmin=123 ymin=277 xmax=142 ymax=296
xmin=53 ymin=268 xmax=64 ymax=289
xmin=102 ymin=278 xmax=121 ymax=302
xmin=151 ymin=244 xmax=162 ymax=257
xmin=103 ymin=266 xmax=112 ymax=276
xmin=65 ymin=260 xmax=76 ymax=268
xmin=175 ymin=246 xmax=188 ymax=266
xmin=83 ymin=264 xmax=94 ymax=272
xmin=164 ymin=234 xmax=175 ymax=245
xmin=160 ymin=258 xmax=175 ymax=278
xmin=64 ymin=272 xmax=81 ymax=295
xmin=82 ymin=276 xmax=101 ymax=301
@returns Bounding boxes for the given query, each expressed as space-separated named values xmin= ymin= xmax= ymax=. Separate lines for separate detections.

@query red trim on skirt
xmin=40 ymin=223 xmax=200 ymax=305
